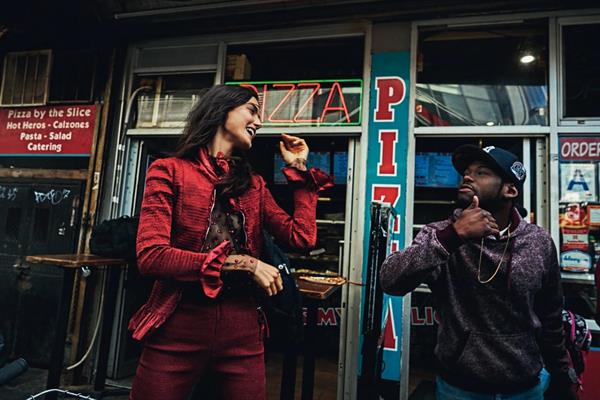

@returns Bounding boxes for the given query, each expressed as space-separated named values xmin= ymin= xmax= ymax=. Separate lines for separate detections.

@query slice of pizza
xmin=295 ymin=268 xmax=339 ymax=276
xmin=298 ymin=275 xmax=347 ymax=286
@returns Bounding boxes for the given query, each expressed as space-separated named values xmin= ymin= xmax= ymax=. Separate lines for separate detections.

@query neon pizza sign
xmin=227 ymin=79 xmax=362 ymax=126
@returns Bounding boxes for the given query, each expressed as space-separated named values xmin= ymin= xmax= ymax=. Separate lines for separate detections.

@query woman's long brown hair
xmin=175 ymin=84 xmax=257 ymax=199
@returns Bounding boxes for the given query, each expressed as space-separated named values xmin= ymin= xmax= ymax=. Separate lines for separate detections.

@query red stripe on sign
xmin=560 ymin=137 xmax=600 ymax=161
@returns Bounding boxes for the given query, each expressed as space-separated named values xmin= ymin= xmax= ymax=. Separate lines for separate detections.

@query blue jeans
xmin=436 ymin=369 xmax=551 ymax=400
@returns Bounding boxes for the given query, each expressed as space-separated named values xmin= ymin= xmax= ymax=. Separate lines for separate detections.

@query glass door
xmin=407 ymin=136 xmax=547 ymax=396
xmin=249 ymin=135 xmax=349 ymax=400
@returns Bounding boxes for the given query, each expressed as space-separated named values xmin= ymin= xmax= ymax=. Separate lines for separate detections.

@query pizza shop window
xmin=0 ymin=50 xmax=51 ymax=106
xmin=226 ymin=37 xmax=364 ymax=127
xmin=558 ymin=136 xmax=600 ymax=277
xmin=134 ymin=73 xmax=215 ymax=129
xmin=562 ymin=22 xmax=600 ymax=120
xmin=416 ymin=20 xmax=548 ymax=127
xmin=48 ymin=50 xmax=97 ymax=103
xmin=558 ymin=135 xmax=600 ymax=322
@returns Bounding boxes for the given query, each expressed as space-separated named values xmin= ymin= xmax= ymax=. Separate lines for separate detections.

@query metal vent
xmin=0 ymin=50 xmax=52 ymax=106
xmin=135 ymin=44 xmax=219 ymax=73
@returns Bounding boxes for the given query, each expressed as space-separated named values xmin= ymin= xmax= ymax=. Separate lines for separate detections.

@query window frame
xmin=557 ymin=15 xmax=600 ymax=126
xmin=413 ymin=18 xmax=551 ymax=133
xmin=48 ymin=49 xmax=98 ymax=104
xmin=0 ymin=49 xmax=52 ymax=107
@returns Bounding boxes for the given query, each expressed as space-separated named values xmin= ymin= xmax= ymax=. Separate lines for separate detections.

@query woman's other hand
xmin=252 ymin=259 xmax=284 ymax=296
xmin=279 ymin=133 xmax=308 ymax=169
xmin=223 ymin=255 xmax=283 ymax=296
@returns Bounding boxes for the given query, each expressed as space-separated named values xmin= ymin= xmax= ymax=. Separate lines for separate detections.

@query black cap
xmin=452 ymin=145 xmax=527 ymax=189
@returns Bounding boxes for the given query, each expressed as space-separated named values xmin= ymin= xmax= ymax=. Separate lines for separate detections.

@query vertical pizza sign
xmin=0 ymin=105 xmax=97 ymax=156
xmin=361 ymin=52 xmax=410 ymax=381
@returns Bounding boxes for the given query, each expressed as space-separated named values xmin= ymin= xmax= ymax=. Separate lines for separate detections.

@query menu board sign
xmin=415 ymin=152 xmax=461 ymax=188
xmin=227 ymin=79 xmax=362 ymax=126
xmin=0 ymin=105 xmax=97 ymax=156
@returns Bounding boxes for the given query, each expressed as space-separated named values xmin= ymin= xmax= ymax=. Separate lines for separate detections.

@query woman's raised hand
xmin=279 ymin=133 xmax=309 ymax=166
xmin=223 ymin=255 xmax=283 ymax=296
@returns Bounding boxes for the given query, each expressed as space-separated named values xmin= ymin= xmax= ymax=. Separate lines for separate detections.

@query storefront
xmin=100 ymin=24 xmax=375 ymax=399
xmin=0 ymin=40 xmax=112 ymax=372
xmin=3 ymin=2 xmax=599 ymax=399
xmin=98 ymin=7 xmax=600 ymax=399
xmin=404 ymin=11 xmax=600 ymax=400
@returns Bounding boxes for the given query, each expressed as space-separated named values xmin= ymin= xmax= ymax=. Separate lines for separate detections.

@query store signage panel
xmin=560 ymin=250 xmax=592 ymax=272
xmin=559 ymin=162 xmax=597 ymax=202
xmin=362 ymin=52 xmax=410 ymax=382
xmin=560 ymin=137 xmax=600 ymax=161
xmin=561 ymin=228 xmax=589 ymax=251
xmin=0 ymin=105 xmax=97 ymax=156
xmin=227 ymin=79 xmax=362 ymax=126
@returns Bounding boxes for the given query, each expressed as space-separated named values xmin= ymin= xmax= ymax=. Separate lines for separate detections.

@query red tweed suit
xmin=129 ymin=147 xmax=332 ymax=400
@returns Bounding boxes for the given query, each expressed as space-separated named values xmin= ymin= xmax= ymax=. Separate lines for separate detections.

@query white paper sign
xmin=560 ymin=163 xmax=597 ymax=202
xmin=560 ymin=250 xmax=592 ymax=272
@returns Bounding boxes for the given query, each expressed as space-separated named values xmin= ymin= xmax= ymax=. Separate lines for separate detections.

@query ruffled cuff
xmin=282 ymin=166 xmax=334 ymax=193
xmin=129 ymin=303 xmax=170 ymax=341
xmin=200 ymin=240 xmax=232 ymax=298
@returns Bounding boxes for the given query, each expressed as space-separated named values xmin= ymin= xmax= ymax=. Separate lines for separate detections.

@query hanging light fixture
xmin=518 ymin=37 xmax=537 ymax=64
xmin=520 ymin=54 xmax=535 ymax=64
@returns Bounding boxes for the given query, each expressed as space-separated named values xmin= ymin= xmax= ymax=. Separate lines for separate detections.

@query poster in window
xmin=588 ymin=204 xmax=600 ymax=226
xmin=559 ymin=203 xmax=589 ymax=228
xmin=560 ymin=227 xmax=589 ymax=252
xmin=560 ymin=250 xmax=592 ymax=273
xmin=415 ymin=152 xmax=461 ymax=188
xmin=560 ymin=163 xmax=597 ymax=203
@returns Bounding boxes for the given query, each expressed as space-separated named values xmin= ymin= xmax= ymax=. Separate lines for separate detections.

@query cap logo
xmin=511 ymin=161 xmax=526 ymax=182
xmin=483 ymin=146 xmax=496 ymax=153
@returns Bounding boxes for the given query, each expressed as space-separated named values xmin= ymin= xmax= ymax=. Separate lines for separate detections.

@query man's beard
xmin=456 ymin=193 xmax=472 ymax=209
xmin=456 ymin=183 xmax=504 ymax=211
xmin=478 ymin=196 xmax=504 ymax=212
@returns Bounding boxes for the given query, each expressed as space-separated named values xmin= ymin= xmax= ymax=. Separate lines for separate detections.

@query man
xmin=380 ymin=145 xmax=576 ymax=399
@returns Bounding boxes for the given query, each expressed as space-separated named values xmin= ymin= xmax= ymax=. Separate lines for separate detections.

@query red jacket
xmin=129 ymin=149 xmax=332 ymax=340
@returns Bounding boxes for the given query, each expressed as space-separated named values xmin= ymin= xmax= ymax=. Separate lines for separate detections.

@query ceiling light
xmin=520 ymin=54 xmax=535 ymax=64
xmin=486 ymin=121 xmax=495 ymax=126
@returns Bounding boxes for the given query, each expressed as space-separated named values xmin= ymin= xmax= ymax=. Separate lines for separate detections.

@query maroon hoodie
xmin=380 ymin=208 xmax=572 ymax=394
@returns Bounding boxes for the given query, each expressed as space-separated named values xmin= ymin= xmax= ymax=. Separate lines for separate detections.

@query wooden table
xmin=280 ymin=279 xmax=342 ymax=400
xmin=25 ymin=254 xmax=128 ymax=400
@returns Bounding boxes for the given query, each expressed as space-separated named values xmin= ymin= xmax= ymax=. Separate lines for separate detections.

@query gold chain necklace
xmin=477 ymin=226 xmax=511 ymax=284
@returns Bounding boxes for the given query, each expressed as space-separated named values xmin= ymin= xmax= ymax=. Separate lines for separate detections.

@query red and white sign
xmin=377 ymin=130 xmax=398 ymax=176
xmin=561 ymin=227 xmax=589 ymax=251
xmin=382 ymin=298 xmax=398 ymax=351
xmin=411 ymin=306 xmax=439 ymax=326
xmin=0 ymin=105 xmax=97 ymax=156
xmin=236 ymin=80 xmax=362 ymax=126
xmin=560 ymin=137 xmax=600 ymax=161
xmin=374 ymin=76 xmax=406 ymax=122
xmin=301 ymin=307 xmax=342 ymax=326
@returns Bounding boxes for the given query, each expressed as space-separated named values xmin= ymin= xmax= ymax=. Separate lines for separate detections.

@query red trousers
xmin=129 ymin=296 xmax=266 ymax=400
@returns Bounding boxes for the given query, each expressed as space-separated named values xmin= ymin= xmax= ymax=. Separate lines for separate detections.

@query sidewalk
xmin=0 ymin=368 xmax=130 ymax=400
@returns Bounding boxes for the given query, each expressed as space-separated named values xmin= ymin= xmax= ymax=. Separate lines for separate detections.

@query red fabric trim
xmin=282 ymin=166 xmax=334 ymax=193
xmin=200 ymin=240 xmax=232 ymax=298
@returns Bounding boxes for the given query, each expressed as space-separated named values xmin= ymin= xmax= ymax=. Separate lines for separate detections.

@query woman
xmin=128 ymin=84 xmax=332 ymax=400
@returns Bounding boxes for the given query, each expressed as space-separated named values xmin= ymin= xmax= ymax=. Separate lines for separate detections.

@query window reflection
xmin=416 ymin=84 xmax=547 ymax=126
xmin=563 ymin=23 xmax=600 ymax=119
xmin=135 ymin=73 xmax=215 ymax=129
xmin=416 ymin=20 xmax=548 ymax=127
